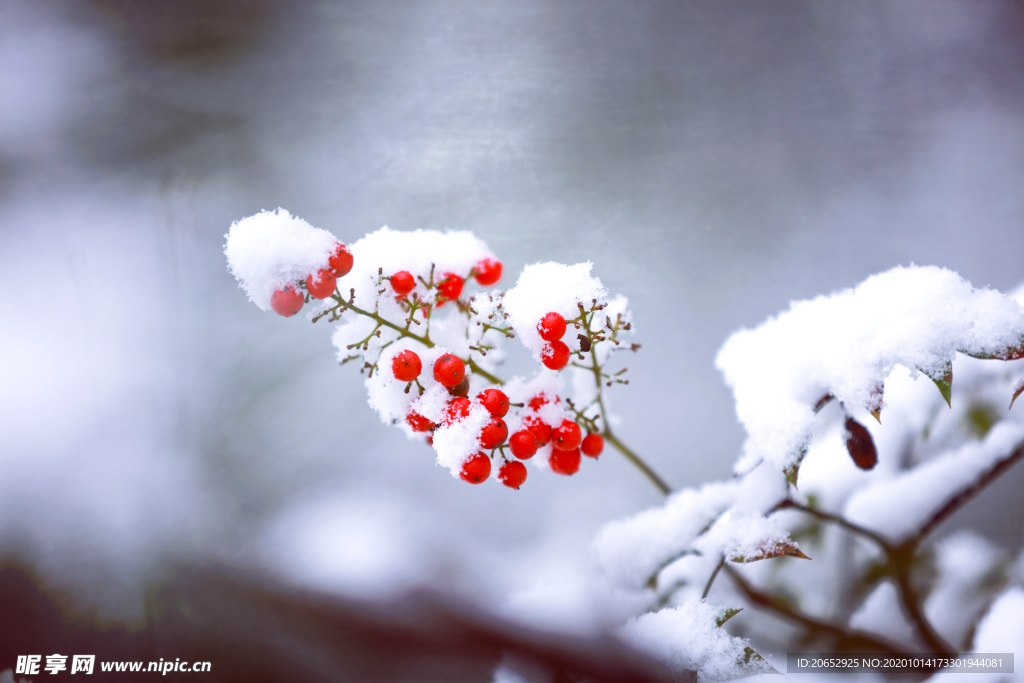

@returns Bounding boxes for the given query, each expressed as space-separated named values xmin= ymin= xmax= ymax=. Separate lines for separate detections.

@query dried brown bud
xmin=845 ymin=417 xmax=877 ymax=470
xmin=447 ymin=376 xmax=470 ymax=398
xmin=578 ymin=334 xmax=592 ymax=352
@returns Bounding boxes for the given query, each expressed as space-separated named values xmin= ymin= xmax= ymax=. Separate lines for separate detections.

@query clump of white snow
xmin=594 ymin=463 xmax=789 ymax=590
xmin=716 ymin=265 xmax=1024 ymax=474
xmin=503 ymin=262 xmax=608 ymax=359
xmin=432 ymin=400 xmax=492 ymax=475
xmin=224 ymin=208 xmax=339 ymax=310
xmin=619 ymin=600 xmax=772 ymax=681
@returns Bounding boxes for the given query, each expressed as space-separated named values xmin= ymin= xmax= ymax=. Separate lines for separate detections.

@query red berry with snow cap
xmin=541 ymin=341 xmax=570 ymax=370
xmin=434 ymin=354 xmax=466 ymax=387
xmin=581 ymin=433 xmax=604 ymax=458
xmin=498 ymin=460 xmax=527 ymax=489
xmin=549 ymin=447 xmax=580 ymax=476
xmin=477 ymin=388 xmax=509 ymax=417
xmin=392 ymin=350 xmax=422 ymax=382
xmin=391 ymin=270 xmax=415 ymax=296
xmin=406 ymin=411 xmax=435 ymax=432
xmin=538 ymin=312 xmax=566 ymax=342
xmin=479 ymin=418 xmax=508 ymax=449
xmin=523 ymin=416 xmax=552 ymax=446
xmin=305 ymin=268 xmax=336 ymax=299
xmin=329 ymin=243 xmax=353 ymax=278
xmin=474 ymin=258 xmax=502 ymax=286
xmin=508 ymin=430 xmax=539 ymax=460
xmin=437 ymin=273 xmax=464 ymax=302
xmin=460 ymin=452 xmax=491 ymax=484
xmin=444 ymin=397 xmax=471 ymax=424
xmin=552 ymin=420 xmax=582 ymax=451
xmin=271 ymin=286 xmax=304 ymax=317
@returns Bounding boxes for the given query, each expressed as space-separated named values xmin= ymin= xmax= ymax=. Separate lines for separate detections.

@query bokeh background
xmin=3 ymin=0 xmax=1024 ymax=666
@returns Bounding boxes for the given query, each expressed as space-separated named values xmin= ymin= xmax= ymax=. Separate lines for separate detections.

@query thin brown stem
xmin=909 ymin=438 xmax=1024 ymax=545
xmin=723 ymin=564 xmax=908 ymax=655
xmin=773 ymin=499 xmax=892 ymax=550
xmin=604 ymin=431 xmax=671 ymax=496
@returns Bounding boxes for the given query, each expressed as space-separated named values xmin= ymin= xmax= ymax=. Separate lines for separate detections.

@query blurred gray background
xmin=2 ymin=0 xmax=1024 ymax=619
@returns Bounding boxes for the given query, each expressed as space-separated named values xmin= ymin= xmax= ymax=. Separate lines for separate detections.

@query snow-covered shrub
xmin=225 ymin=211 xmax=1024 ymax=681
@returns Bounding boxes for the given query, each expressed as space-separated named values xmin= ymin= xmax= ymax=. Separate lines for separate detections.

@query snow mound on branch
xmin=844 ymin=421 xmax=1024 ymax=538
xmin=716 ymin=265 xmax=1024 ymax=473
xmin=224 ymin=208 xmax=338 ymax=311
xmin=503 ymin=262 xmax=608 ymax=358
xmin=619 ymin=601 xmax=771 ymax=681
xmin=345 ymin=226 xmax=493 ymax=311
xmin=594 ymin=463 xmax=788 ymax=589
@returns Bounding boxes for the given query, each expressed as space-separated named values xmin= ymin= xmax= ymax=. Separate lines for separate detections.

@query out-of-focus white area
xmin=2 ymin=0 xmax=1024 ymax=648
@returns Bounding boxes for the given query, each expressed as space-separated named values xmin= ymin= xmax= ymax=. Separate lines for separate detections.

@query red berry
xmin=479 ymin=418 xmax=508 ymax=449
xmin=460 ymin=452 xmax=491 ymax=484
xmin=305 ymin=268 xmax=336 ymax=299
xmin=329 ymin=243 xmax=353 ymax=278
xmin=474 ymin=258 xmax=502 ymax=286
xmin=541 ymin=341 xmax=570 ymax=370
xmin=498 ymin=460 xmax=527 ymax=489
xmin=508 ymin=430 xmax=539 ymax=459
xmin=392 ymin=350 xmax=422 ymax=381
xmin=552 ymin=420 xmax=582 ymax=451
xmin=523 ymin=416 xmax=552 ymax=446
xmin=528 ymin=393 xmax=549 ymax=411
xmin=391 ymin=270 xmax=415 ymax=296
xmin=581 ymin=433 xmax=604 ymax=458
xmin=477 ymin=388 xmax=509 ymax=417
xmin=434 ymin=354 xmax=466 ymax=387
xmin=271 ymin=286 xmax=304 ymax=317
xmin=538 ymin=312 xmax=566 ymax=342
xmin=406 ymin=411 xmax=435 ymax=432
xmin=549 ymin=447 xmax=580 ymax=476
xmin=437 ymin=273 xmax=464 ymax=301
xmin=444 ymin=397 xmax=471 ymax=424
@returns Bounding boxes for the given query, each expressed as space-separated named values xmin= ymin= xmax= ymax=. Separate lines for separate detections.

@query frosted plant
xmin=596 ymin=266 xmax=1024 ymax=680
xmin=224 ymin=208 xmax=657 ymax=490
xmin=226 ymin=211 xmax=1024 ymax=681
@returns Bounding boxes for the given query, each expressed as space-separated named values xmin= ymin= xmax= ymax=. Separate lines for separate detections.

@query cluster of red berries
xmin=538 ymin=311 xmax=571 ymax=370
xmin=396 ymin=342 xmax=604 ymax=489
xmin=271 ymin=243 xmax=354 ymax=317
xmin=387 ymin=258 xmax=502 ymax=303
xmin=509 ymin=393 xmax=604 ymax=477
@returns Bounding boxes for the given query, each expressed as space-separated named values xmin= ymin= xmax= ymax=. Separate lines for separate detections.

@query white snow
xmin=716 ymin=265 xmax=1024 ymax=474
xmin=224 ymin=208 xmax=339 ymax=311
xmin=619 ymin=600 xmax=772 ymax=681
xmin=844 ymin=420 xmax=1024 ymax=538
xmin=594 ymin=462 xmax=789 ymax=589
xmin=924 ymin=531 xmax=1007 ymax=650
xmin=503 ymin=262 xmax=608 ymax=359
xmin=848 ymin=580 xmax=916 ymax=646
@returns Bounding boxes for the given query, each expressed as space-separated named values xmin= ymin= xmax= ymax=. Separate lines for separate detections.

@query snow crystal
xmin=619 ymin=600 xmax=772 ymax=681
xmin=224 ymin=208 xmax=339 ymax=311
xmin=716 ymin=266 xmax=1024 ymax=473
xmin=503 ymin=262 xmax=608 ymax=359
xmin=844 ymin=420 xmax=1024 ymax=538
